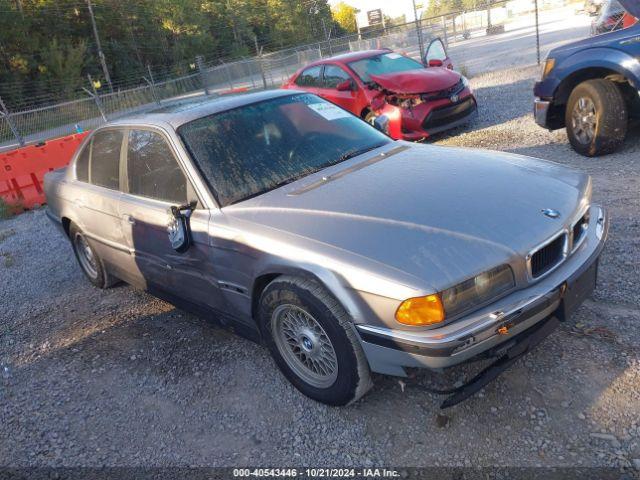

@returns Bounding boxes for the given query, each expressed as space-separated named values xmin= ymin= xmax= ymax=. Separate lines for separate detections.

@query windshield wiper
xmin=337 ymin=143 xmax=387 ymax=163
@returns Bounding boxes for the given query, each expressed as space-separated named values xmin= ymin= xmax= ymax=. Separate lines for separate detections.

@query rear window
xmin=295 ymin=66 xmax=322 ymax=87
xmin=75 ymin=142 xmax=90 ymax=182
xmin=90 ymin=130 xmax=123 ymax=190
xmin=178 ymin=94 xmax=390 ymax=207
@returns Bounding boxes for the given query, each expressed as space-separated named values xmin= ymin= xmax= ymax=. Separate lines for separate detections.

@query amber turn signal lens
xmin=542 ymin=58 xmax=555 ymax=78
xmin=395 ymin=294 xmax=445 ymax=326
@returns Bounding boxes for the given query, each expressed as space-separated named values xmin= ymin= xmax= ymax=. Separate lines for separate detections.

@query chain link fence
xmin=0 ymin=0 xmax=587 ymax=151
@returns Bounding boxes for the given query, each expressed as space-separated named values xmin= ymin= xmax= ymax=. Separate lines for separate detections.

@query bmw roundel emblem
xmin=542 ymin=208 xmax=561 ymax=219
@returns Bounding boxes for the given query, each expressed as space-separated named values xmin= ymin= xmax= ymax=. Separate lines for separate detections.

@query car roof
xmin=306 ymin=49 xmax=392 ymax=67
xmin=106 ymin=89 xmax=297 ymax=130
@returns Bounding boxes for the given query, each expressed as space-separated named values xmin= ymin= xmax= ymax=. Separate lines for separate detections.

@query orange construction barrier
xmin=0 ymin=132 xmax=89 ymax=210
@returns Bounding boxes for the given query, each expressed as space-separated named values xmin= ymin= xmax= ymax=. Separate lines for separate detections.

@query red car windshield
xmin=348 ymin=53 xmax=423 ymax=83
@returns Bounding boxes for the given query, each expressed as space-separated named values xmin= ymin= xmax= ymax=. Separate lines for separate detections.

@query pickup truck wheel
xmin=258 ymin=276 xmax=372 ymax=405
xmin=69 ymin=223 xmax=117 ymax=289
xmin=566 ymin=79 xmax=627 ymax=157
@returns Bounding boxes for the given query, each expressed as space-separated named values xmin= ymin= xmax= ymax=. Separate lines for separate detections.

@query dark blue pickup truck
xmin=534 ymin=0 xmax=639 ymax=156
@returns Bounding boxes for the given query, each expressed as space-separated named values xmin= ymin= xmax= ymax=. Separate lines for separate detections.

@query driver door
xmin=424 ymin=38 xmax=453 ymax=70
xmin=118 ymin=127 xmax=225 ymax=310
xmin=317 ymin=64 xmax=358 ymax=114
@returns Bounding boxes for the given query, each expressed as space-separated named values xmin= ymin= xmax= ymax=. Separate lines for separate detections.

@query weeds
xmin=1 ymin=252 xmax=14 ymax=268
xmin=0 ymin=229 xmax=15 ymax=243
xmin=0 ymin=198 xmax=13 ymax=220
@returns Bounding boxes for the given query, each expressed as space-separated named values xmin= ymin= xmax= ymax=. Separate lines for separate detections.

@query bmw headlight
xmin=396 ymin=265 xmax=515 ymax=326
xmin=440 ymin=264 xmax=515 ymax=318
xmin=461 ymin=75 xmax=470 ymax=89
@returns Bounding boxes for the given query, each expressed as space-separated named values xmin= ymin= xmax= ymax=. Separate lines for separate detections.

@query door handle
xmin=74 ymin=199 xmax=85 ymax=209
xmin=122 ymin=214 xmax=136 ymax=225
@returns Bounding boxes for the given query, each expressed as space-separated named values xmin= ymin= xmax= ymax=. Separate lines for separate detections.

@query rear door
xmin=118 ymin=127 xmax=225 ymax=310
xmin=292 ymin=65 xmax=323 ymax=96
xmin=72 ymin=128 xmax=128 ymax=270
xmin=317 ymin=64 xmax=359 ymax=114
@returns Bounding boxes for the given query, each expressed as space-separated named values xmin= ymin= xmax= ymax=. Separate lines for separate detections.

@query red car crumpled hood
xmin=370 ymin=68 xmax=461 ymax=94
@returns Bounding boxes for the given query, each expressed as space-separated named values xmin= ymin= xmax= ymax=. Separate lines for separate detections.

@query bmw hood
xmin=224 ymin=143 xmax=590 ymax=290
xmin=370 ymin=68 xmax=461 ymax=94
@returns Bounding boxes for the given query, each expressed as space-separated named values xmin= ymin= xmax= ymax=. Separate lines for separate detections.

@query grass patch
xmin=458 ymin=64 xmax=470 ymax=79
xmin=1 ymin=252 xmax=14 ymax=268
xmin=0 ymin=198 xmax=25 ymax=219
xmin=0 ymin=198 xmax=13 ymax=219
xmin=0 ymin=229 xmax=15 ymax=243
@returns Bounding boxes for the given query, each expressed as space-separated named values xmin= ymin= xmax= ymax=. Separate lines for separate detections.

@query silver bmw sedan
xmin=44 ymin=90 xmax=608 ymax=407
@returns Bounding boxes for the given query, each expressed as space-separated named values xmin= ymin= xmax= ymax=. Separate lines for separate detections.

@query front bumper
xmin=356 ymin=205 xmax=609 ymax=376
xmin=534 ymin=97 xmax=551 ymax=128
xmin=396 ymin=91 xmax=477 ymax=141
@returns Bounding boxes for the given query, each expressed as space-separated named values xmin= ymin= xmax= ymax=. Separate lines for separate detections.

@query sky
xmin=328 ymin=0 xmax=423 ymax=27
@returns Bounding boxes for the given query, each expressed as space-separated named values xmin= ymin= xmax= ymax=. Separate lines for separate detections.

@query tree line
xmin=0 ymin=0 xmax=348 ymax=109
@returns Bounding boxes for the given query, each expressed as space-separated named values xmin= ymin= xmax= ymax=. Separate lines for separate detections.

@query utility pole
xmin=86 ymin=0 xmax=113 ymax=93
xmin=413 ymin=0 xmax=425 ymax=61
xmin=83 ymin=74 xmax=107 ymax=122
xmin=534 ymin=0 xmax=541 ymax=65
xmin=254 ymin=36 xmax=267 ymax=90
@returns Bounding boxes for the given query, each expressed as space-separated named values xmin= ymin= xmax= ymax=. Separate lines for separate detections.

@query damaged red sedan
xmin=282 ymin=43 xmax=477 ymax=141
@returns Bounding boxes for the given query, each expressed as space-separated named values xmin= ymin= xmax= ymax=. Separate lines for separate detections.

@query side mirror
xmin=336 ymin=79 xmax=353 ymax=91
xmin=168 ymin=200 xmax=197 ymax=253
xmin=427 ymin=59 xmax=444 ymax=67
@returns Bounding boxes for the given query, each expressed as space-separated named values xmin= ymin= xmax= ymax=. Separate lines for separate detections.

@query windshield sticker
xmin=308 ymin=103 xmax=351 ymax=121
xmin=384 ymin=53 xmax=402 ymax=59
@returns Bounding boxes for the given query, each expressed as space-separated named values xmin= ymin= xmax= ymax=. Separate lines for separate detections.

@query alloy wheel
xmin=271 ymin=304 xmax=338 ymax=388
xmin=571 ymin=97 xmax=597 ymax=145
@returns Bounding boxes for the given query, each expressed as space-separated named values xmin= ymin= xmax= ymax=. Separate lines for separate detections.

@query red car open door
xmin=423 ymin=38 xmax=454 ymax=70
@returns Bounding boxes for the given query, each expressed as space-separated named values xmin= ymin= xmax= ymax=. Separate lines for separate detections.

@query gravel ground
xmin=1 ymin=64 xmax=640 ymax=470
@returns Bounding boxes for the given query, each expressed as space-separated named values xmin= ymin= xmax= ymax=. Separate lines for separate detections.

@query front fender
xmin=552 ymin=47 xmax=640 ymax=96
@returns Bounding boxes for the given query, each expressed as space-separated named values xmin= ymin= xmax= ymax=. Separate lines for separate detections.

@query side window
xmin=75 ymin=141 xmax=90 ymax=182
xmin=323 ymin=65 xmax=351 ymax=89
xmin=90 ymin=130 xmax=123 ymax=190
xmin=127 ymin=129 xmax=187 ymax=204
xmin=426 ymin=39 xmax=447 ymax=63
xmin=295 ymin=66 xmax=322 ymax=87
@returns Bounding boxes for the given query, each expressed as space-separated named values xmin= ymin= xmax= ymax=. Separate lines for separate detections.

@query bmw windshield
xmin=178 ymin=94 xmax=391 ymax=207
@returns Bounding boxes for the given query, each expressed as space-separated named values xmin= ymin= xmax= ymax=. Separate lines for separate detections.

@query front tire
xmin=258 ymin=276 xmax=372 ymax=406
xmin=565 ymin=79 xmax=627 ymax=157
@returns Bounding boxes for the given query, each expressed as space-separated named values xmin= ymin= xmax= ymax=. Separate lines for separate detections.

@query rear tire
xmin=565 ymin=79 xmax=627 ymax=157
xmin=258 ymin=276 xmax=372 ymax=406
xmin=69 ymin=223 xmax=118 ymax=289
